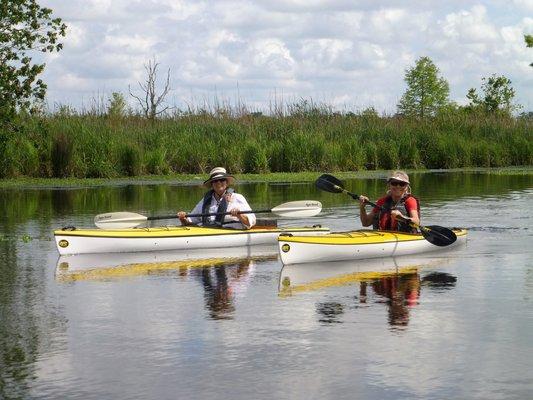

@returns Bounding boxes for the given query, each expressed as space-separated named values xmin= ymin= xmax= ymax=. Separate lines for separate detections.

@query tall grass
xmin=0 ymin=105 xmax=531 ymax=179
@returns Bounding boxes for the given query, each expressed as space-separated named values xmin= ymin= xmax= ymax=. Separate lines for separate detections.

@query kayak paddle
xmin=94 ymin=200 xmax=322 ymax=229
xmin=315 ymin=174 xmax=457 ymax=247
xmin=316 ymin=173 xmax=380 ymax=207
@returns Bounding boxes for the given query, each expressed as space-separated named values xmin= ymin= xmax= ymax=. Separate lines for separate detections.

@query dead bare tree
xmin=129 ymin=58 xmax=171 ymax=120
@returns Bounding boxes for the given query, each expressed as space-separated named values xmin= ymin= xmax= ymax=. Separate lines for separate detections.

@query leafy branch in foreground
xmin=0 ymin=0 xmax=67 ymax=120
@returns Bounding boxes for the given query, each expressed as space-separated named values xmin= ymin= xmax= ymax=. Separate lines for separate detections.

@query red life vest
xmin=372 ymin=194 xmax=420 ymax=232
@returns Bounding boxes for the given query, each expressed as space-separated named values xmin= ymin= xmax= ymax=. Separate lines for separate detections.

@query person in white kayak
xmin=358 ymin=170 xmax=420 ymax=233
xmin=177 ymin=167 xmax=256 ymax=229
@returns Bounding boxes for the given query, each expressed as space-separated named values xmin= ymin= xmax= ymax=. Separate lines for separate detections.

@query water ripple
xmin=464 ymin=226 xmax=530 ymax=232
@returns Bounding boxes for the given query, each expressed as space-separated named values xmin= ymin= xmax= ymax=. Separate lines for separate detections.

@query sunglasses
xmin=389 ymin=180 xmax=408 ymax=187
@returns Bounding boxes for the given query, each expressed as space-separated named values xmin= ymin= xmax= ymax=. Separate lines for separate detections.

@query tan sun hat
xmin=387 ymin=170 xmax=410 ymax=184
xmin=203 ymin=167 xmax=235 ymax=187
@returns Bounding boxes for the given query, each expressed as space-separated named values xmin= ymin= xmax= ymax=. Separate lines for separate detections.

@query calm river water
xmin=1 ymin=171 xmax=532 ymax=400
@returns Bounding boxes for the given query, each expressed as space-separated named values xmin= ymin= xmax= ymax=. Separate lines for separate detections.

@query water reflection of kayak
xmin=278 ymin=253 xmax=458 ymax=295
xmin=56 ymin=245 xmax=278 ymax=282
xmin=278 ymin=228 xmax=467 ymax=265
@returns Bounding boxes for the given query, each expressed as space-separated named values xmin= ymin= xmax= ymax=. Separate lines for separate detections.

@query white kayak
xmin=278 ymin=228 xmax=467 ymax=265
xmin=54 ymin=224 xmax=330 ymax=255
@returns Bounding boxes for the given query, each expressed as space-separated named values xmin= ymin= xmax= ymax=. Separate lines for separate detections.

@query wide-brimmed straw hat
xmin=387 ymin=170 xmax=410 ymax=184
xmin=203 ymin=167 xmax=235 ymax=187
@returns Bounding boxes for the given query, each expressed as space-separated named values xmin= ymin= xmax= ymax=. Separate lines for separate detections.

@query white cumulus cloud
xmin=39 ymin=0 xmax=533 ymax=113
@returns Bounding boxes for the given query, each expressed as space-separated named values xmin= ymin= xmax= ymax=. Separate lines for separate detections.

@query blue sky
xmin=41 ymin=0 xmax=533 ymax=114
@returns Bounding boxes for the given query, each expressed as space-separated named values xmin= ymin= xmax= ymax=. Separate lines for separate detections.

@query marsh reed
xmin=0 ymin=103 xmax=531 ymax=178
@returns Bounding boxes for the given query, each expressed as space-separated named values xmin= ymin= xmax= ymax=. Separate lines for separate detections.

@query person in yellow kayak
xmin=177 ymin=167 xmax=256 ymax=229
xmin=358 ymin=170 xmax=420 ymax=233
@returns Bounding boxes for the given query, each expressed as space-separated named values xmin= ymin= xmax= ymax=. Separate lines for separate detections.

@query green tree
xmin=397 ymin=56 xmax=450 ymax=118
xmin=526 ymin=34 xmax=533 ymax=67
xmin=466 ymin=74 xmax=518 ymax=116
xmin=107 ymin=92 xmax=127 ymax=118
xmin=0 ymin=0 xmax=67 ymax=120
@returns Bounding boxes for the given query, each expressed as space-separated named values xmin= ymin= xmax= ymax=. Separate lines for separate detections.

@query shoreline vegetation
xmin=0 ymin=107 xmax=531 ymax=184
xmin=2 ymin=4 xmax=532 ymax=185
xmin=1 ymin=167 xmax=531 ymax=189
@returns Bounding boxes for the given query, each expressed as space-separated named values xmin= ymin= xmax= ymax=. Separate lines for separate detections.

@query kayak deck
xmin=279 ymin=229 xmax=466 ymax=244
xmin=54 ymin=224 xmax=328 ymax=238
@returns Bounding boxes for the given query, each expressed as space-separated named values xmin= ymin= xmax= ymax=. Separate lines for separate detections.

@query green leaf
xmin=0 ymin=0 xmax=66 ymax=120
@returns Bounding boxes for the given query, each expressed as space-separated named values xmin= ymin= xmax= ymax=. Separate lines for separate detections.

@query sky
xmin=40 ymin=0 xmax=533 ymax=114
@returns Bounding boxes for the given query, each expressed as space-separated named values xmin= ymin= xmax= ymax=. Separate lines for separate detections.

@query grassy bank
xmin=1 ymin=167 xmax=531 ymax=189
xmin=0 ymin=111 xmax=531 ymax=179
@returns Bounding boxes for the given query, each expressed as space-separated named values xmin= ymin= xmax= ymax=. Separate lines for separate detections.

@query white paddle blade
xmin=271 ymin=200 xmax=322 ymax=218
xmin=94 ymin=212 xmax=148 ymax=229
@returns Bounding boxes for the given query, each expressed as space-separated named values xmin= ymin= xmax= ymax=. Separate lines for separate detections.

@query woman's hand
xmin=358 ymin=195 xmax=375 ymax=227
xmin=391 ymin=209 xmax=409 ymax=222
xmin=177 ymin=211 xmax=188 ymax=225
xmin=230 ymin=208 xmax=250 ymax=227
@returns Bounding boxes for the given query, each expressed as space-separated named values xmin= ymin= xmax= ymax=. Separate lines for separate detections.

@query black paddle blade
xmin=419 ymin=225 xmax=457 ymax=247
xmin=316 ymin=174 xmax=345 ymax=193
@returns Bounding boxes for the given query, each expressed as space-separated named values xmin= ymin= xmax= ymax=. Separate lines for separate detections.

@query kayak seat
xmin=253 ymin=219 xmax=278 ymax=229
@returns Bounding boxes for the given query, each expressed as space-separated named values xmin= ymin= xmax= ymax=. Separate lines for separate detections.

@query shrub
xmin=51 ymin=133 xmax=73 ymax=177
xmin=267 ymin=142 xmax=287 ymax=172
xmin=243 ymin=143 xmax=269 ymax=173
xmin=364 ymin=142 xmax=379 ymax=170
xmin=145 ymin=148 xmax=169 ymax=175
xmin=118 ymin=144 xmax=142 ymax=176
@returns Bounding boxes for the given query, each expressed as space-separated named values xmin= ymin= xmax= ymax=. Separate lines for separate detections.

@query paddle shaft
xmin=147 ymin=209 xmax=270 ymax=221
xmin=94 ymin=200 xmax=322 ymax=229
xmin=334 ymin=185 xmax=380 ymax=209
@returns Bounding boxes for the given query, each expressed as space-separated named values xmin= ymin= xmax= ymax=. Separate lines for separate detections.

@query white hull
xmin=55 ymin=225 xmax=329 ymax=255
xmin=278 ymin=229 xmax=467 ymax=265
